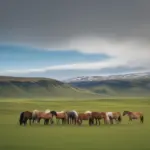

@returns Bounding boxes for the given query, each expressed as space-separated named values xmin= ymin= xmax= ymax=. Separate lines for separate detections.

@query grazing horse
xmin=123 ymin=111 xmax=144 ymax=123
xmin=56 ymin=111 xmax=68 ymax=124
xmin=66 ymin=110 xmax=78 ymax=125
xmin=19 ymin=111 xmax=32 ymax=126
xmin=77 ymin=113 xmax=91 ymax=125
xmin=106 ymin=112 xmax=122 ymax=124
xmin=37 ymin=111 xmax=57 ymax=125
xmin=32 ymin=109 xmax=40 ymax=123
xmin=89 ymin=112 xmax=108 ymax=126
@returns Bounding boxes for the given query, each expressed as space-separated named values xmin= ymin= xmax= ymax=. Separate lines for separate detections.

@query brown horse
xmin=123 ymin=111 xmax=144 ymax=123
xmin=77 ymin=113 xmax=91 ymax=125
xmin=56 ymin=111 xmax=68 ymax=124
xmin=106 ymin=112 xmax=122 ymax=124
xmin=89 ymin=112 xmax=108 ymax=126
xmin=19 ymin=111 xmax=32 ymax=126
xmin=37 ymin=111 xmax=57 ymax=125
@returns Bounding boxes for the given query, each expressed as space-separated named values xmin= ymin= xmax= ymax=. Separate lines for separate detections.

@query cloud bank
xmin=0 ymin=0 xmax=150 ymax=78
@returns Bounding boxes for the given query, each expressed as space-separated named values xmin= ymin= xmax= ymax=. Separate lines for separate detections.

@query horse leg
xmin=98 ymin=119 xmax=100 ymax=125
xmin=110 ymin=117 xmax=113 ymax=124
xmin=128 ymin=117 xmax=132 ymax=124
xmin=64 ymin=118 xmax=66 ymax=124
xmin=29 ymin=119 xmax=31 ymax=125
xmin=80 ymin=119 xmax=82 ymax=125
xmin=140 ymin=115 xmax=144 ymax=123
xmin=95 ymin=119 xmax=97 ymax=125
xmin=62 ymin=118 xmax=65 ymax=124
xmin=57 ymin=119 xmax=59 ymax=124
xmin=24 ymin=118 xmax=27 ymax=126
xmin=32 ymin=118 xmax=34 ymax=123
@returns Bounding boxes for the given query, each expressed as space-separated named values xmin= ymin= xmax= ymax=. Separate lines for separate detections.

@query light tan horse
xmin=123 ymin=111 xmax=144 ymax=123
xmin=106 ymin=112 xmax=122 ymax=124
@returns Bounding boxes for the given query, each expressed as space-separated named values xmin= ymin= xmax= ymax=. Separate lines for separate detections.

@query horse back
xmin=24 ymin=111 xmax=32 ymax=119
xmin=78 ymin=113 xmax=91 ymax=120
xmin=56 ymin=112 xmax=67 ymax=119
xmin=91 ymin=112 xmax=103 ymax=119
xmin=132 ymin=112 xmax=143 ymax=117
xmin=112 ymin=112 xmax=121 ymax=118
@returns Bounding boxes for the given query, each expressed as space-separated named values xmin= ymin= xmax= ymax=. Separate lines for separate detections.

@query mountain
xmin=64 ymin=72 xmax=150 ymax=83
xmin=66 ymin=72 xmax=150 ymax=97
xmin=0 ymin=76 xmax=99 ymax=99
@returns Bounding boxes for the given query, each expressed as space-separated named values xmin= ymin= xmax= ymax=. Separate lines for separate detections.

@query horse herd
xmin=19 ymin=109 xmax=144 ymax=126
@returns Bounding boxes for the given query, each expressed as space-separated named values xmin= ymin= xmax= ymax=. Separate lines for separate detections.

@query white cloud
xmin=1 ymin=37 xmax=150 ymax=75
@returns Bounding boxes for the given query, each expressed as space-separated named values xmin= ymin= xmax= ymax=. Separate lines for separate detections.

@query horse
xmin=19 ymin=111 xmax=32 ymax=126
xmin=122 ymin=111 xmax=144 ymax=123
xmin=77 ymin=112 xmax=91 ymax=125
xmin=37 ymin=110 xmax=57 ymax=125
xmin=32 ymin=109 xmax=40 ymax=123
xmin=66 ymin=110 xmax=78 ymax=125
xmin=89 ymin=112 xmax=108 ymax=126
xmin=56 ymin=111 xmax=68 ymax=125
xmin=106 ymin=112 xmax=122 ymax=124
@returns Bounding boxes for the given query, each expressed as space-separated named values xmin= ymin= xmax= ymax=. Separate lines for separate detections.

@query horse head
xmin=50 ymin=111 xmax=57 ymax=117
xmin=123 ymin=111 xmax=129 ymax=116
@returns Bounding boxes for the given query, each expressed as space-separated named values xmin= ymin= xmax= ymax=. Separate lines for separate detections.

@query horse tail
xmin=140 ymin=115 xmax=144 ymax=123
xmin=19 ymin=112 xmax=24 ymax=125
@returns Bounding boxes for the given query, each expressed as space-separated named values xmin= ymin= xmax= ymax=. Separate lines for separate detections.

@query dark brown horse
xmin=37 ymin=111 xmax=57 ymax=125
xmin=123 ymin=111 xmax=144 ymax=123
xmin=19 ymin=111 xmax=32 ymax=126
xmin=56 ymin=111 xmax=68 ymax=124
xmin=89 ymin=112 xmax=108 ymax=126
xmin=77 ymin=113 xmax=91 ymax=125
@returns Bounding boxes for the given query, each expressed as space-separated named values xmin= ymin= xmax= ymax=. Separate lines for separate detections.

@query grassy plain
xmin=0 ymin=98 xmax=150 ymax=150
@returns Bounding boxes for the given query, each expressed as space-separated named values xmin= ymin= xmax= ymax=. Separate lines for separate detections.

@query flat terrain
xmin=0 ymin=98 xmax=150 ymax=150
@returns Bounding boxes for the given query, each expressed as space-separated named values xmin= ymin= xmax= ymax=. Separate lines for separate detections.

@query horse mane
xmin=59 ymin=111 xmax=65 ymax=113
xmin=45 ymin=109 xmax=50 ymax=114
xmin=84 ymin=111 xmax=92 ymax=114
xmin=72 ymin=110 xmax=78 ymax=117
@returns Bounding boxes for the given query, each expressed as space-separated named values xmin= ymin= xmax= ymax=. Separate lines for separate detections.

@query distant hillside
xmin=67 ymin=73 xmax=150 ymax=97
xmin=0 ymin=76 xmax=99 ymax=99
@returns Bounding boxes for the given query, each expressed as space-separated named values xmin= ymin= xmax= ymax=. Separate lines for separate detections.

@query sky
xmin=0 ymin=0 xmax=150 ymax=80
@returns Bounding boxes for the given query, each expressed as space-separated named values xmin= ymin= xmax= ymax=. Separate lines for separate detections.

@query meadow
xmin=0 ymin=98 xmax=150 ymax=150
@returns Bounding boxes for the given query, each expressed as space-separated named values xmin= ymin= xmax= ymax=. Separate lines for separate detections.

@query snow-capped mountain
xmin=64 ymin=72 xmax=150 ymax=83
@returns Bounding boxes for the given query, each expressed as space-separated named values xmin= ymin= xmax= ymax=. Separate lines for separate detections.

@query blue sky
xmin=0 ymin=45 xmax=109 ymax=70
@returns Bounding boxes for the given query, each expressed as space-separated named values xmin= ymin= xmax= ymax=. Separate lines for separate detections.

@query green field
xmin=0 ymin=98 xmax=150 ymax=150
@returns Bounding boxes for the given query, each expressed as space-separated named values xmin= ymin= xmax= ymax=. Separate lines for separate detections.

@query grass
xmin=0 ymin=98 xmax=150 ymax=150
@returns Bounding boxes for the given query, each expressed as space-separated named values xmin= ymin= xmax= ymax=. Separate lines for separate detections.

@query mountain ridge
xmin=64 ymin=72 xmax=150 ymax=83
xmin=0 ymin=76 xmax=99 ymax=99
xmin=65 ymin=72 xmax=150 ymax=97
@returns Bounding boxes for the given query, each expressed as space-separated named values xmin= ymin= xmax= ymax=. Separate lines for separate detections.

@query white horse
xmin=32 ymin=109 xmax=40 ymax=123
xmin=105 ymin=112 xmax=113 ymax=124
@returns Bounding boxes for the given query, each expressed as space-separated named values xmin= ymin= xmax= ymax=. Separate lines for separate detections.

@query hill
xmin=66 ymin=73 xmax=150 ymax=97
xmin=0 ymin=76 xmax=99 ymax=99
